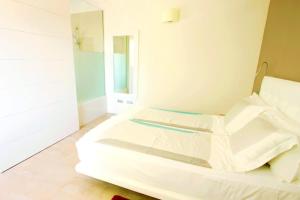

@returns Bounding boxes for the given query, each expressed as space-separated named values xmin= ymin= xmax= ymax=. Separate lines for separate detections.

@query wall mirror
xmin=106 ymin=31 xmax=138 ymax=113
xmin=113 ymin=35 xmax=137 ymax=95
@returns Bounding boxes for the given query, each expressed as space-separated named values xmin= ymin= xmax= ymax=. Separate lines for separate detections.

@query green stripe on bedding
xmin=130 ymin=119 xmax=195 ymax=134
xmin=152 ymin=108 xmax=202 ymax=115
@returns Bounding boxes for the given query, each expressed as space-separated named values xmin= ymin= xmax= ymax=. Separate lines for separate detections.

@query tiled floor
xmin=0 ymin=115 xmax=156 ymax=200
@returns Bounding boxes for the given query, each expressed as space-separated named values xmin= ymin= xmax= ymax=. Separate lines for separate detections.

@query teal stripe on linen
xmin=130 ymin=119 xmax=195 ymax=134
xmin=152 ymin=108 xmax=202 ymax=115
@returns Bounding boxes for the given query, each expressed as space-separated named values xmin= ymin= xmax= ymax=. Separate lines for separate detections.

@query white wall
xmin=93 ymin=0 xmax=270 ymax=114
xmin=0 ymin=0 xmax=79 ymax=172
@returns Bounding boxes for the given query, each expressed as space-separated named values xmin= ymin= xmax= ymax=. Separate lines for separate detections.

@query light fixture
xmin=161 ymin=8 xmax=180 ymax=23
xmin=73 ymin=26 xmax=82 ymax=47
xmin=255 ymin=61 xmax=269 ymax=78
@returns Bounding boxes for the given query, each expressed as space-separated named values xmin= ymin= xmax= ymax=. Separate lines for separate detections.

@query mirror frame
xmin=109 ymin=31 xmax=139 ymax=101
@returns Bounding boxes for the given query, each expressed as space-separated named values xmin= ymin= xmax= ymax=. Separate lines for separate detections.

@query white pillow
xmin=263 ymin=109 xmax=300 ymax=182
xmin=229 ymin=116 xmax=298 ymax=172
xmin=269 ymin=146 xmax=300 ymax=182
xmin=248 ymin=92 xmax=269 ymax=106
xmin=263 ymin=109 xmax=300 ymax=137
xmin=225 ymin=94 xmax=267 ymax=134
xmin=248 ymin=95 xmax=300 ymax=182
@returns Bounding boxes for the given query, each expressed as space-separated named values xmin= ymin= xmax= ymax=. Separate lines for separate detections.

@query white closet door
xmin=0 ymin=0 xmax=79 ymax=172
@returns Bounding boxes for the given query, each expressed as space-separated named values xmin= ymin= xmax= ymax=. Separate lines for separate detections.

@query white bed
xmin=75 ymin=76 xmax=300 ymax=200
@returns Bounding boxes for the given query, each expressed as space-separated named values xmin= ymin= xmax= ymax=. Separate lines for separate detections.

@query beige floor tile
xmin=0 ymin=115 xmax=157 ymax=200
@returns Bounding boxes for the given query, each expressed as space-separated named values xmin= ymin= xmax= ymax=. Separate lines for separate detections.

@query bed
xmin=75 ymin=76 xmax=300 ymax=200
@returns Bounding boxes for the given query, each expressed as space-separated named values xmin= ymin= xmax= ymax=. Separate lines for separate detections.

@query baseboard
xmin=78 ymin=96 xmax=107 ymax=126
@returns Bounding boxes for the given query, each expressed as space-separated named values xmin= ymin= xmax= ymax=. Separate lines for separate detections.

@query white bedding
xmin=77 ymin=117 xmax=211 ymax=163
xmin=76 ymin=147 xmax=300 ymax=200
xmin=76 ymin=111 xmax=300 ymax=200
xmin=131 ymin=107 xmax=216 ymax=132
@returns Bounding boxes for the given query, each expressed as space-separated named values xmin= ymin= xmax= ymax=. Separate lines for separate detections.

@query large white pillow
xmin=225 ymin=94 xmax=267 ymax=134
xmin=263 ymin=109 xmax=300 ymax=182
xmin=269 ymin=146 xmax=300 ymax=182
xmin=249 ymin=93 xmax=300 ymax=136
xmin=248 ymin=92 xmax=269 ymax=106
xmin=263 ymin=109 xmax=300 ymax=137
xmin=229 ymin=116 xmax=298 ymax=172
xmin=228 ymin=94 xmax=300 ymax=178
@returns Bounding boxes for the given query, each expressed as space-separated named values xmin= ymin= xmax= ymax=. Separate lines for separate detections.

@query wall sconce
xmin=161 ymin=8 xmax=180 ymax=23
xmin=73 ymin=26 xmax=82 ymax=47
xmin=255 ymin=61 xmax=269 ymax=78
xmin=72 ymin=26 xmax=96 ymax=52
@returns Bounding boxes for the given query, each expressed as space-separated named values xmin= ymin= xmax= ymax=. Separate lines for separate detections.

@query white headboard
xmin=260 ymin=76 xmax=300 ymax=123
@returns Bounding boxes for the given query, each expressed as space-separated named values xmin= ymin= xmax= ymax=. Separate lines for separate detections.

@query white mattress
xmin=76 ymin=110 xmax=300 ymax=200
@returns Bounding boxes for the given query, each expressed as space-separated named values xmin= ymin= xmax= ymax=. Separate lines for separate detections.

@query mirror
xmin=113 ymin=35 xmax=134 ymax=94
xmin=108 ymin=32 xmax=138 ymax=113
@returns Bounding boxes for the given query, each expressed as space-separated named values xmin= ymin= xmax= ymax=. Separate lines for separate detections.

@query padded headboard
xmin=260 ymin=76 xmax=300 ymax=123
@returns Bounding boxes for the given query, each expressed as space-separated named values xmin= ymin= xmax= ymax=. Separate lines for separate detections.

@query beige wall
xmin=71 ymin=11 xmax=104 ymax=52
xmin=254 ymin=0 xmax=300 ymax=92
xmin=93 ymin=0 xmax=270 ymax=114
xmin=0 ymin=0 xmax=79 ymax=171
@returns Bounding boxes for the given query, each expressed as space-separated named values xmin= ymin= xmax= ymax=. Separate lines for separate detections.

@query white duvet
xmin=77 ymin=112 xmax=212 ymax=163
xmin=76 ymin=110 xmax=300 ymax=200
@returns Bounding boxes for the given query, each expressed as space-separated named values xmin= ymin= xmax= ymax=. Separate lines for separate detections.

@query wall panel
xmin=0 ymin=0 xmax=79 ymax=172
